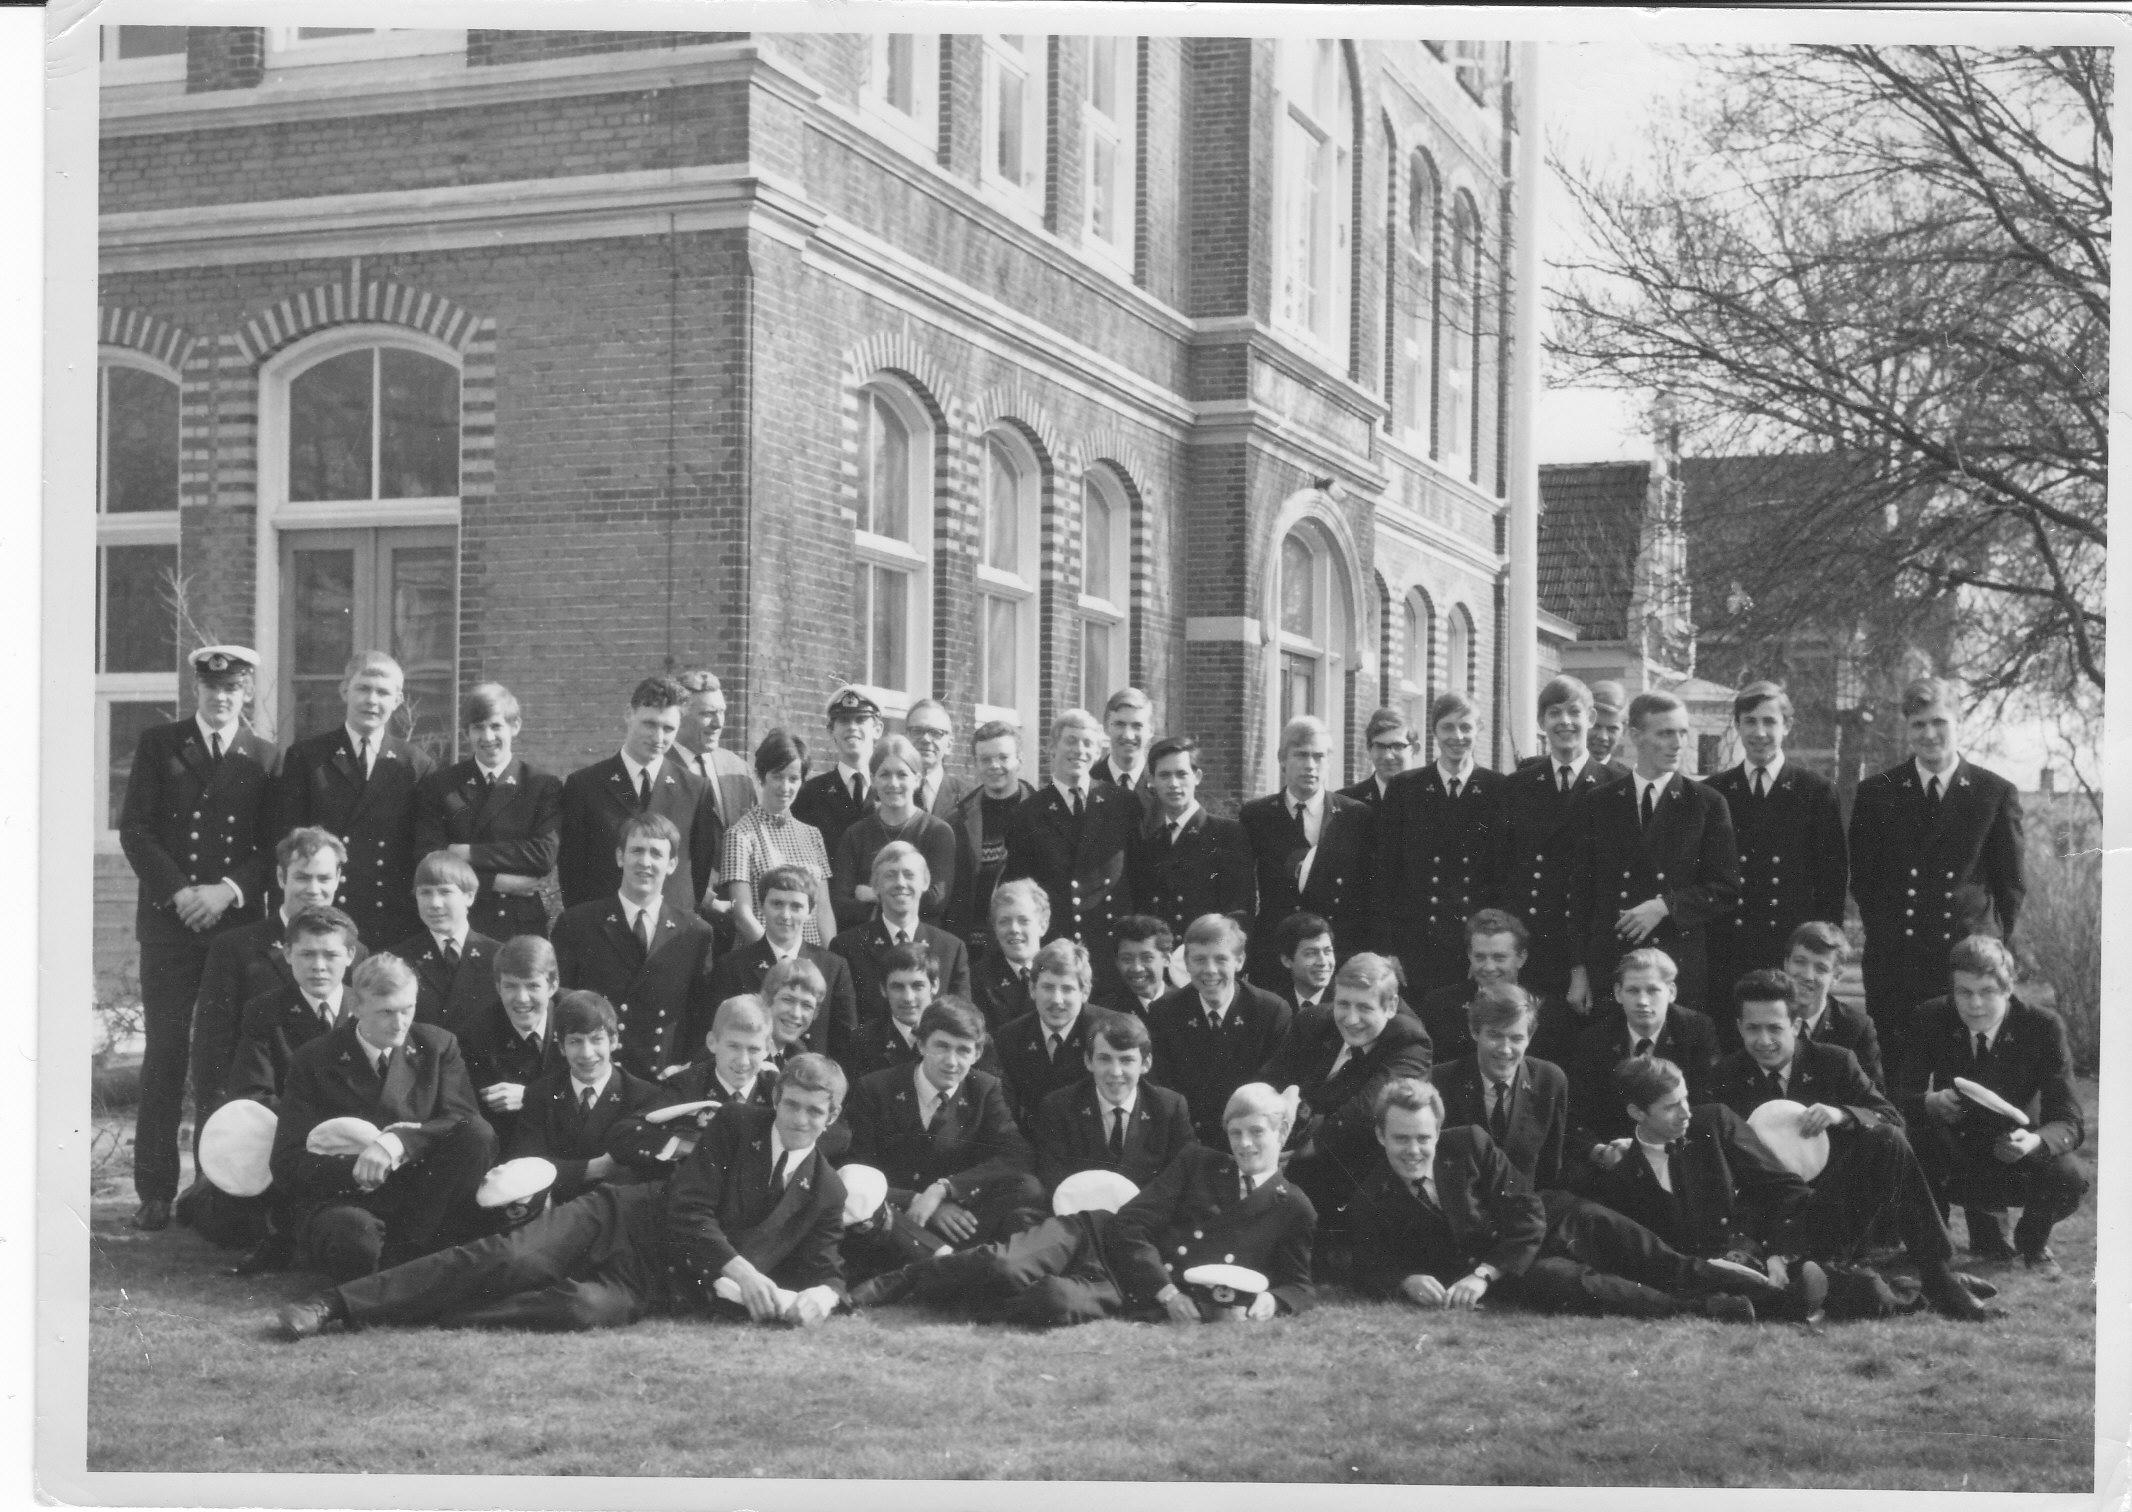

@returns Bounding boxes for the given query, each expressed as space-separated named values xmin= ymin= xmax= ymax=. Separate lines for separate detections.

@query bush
xmin=91 ymin=972 xmax=146 ymax=1178
xmin=2018 ymin=802 xmax=2101 ymax=1075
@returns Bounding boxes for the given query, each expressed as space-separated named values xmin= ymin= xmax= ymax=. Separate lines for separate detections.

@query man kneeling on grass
xmin=277 ymin=1053 xmax=852 ymax=1337
xmin=846 ymin=1082 xmax=1314 ymax=1326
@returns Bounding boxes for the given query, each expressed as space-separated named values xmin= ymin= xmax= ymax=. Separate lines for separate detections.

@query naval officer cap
xmin=189 ymin=644 xmax=260 ymax=680
xmin=827 ymin=685 xmax=882 ymax=722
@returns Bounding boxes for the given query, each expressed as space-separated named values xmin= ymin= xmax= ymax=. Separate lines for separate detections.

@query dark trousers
xmin=845 ymin=1171 xmax=1045 ymax=1279
xmin=337 ymin=1183 xmax=663 ymax=1331
xmin=1908 ymin=1116 xmax=2088 ymax=1249
xmin=1859 ymin=946 xmax=1935 ymax=1069
xmin=1508 ymin=1192 xmax=1711 ymax=1319
xmin=908 ymin=1213 xmax=1127 ymax=1326
xmin=1773 ymin=1122 xmax=1953 ymax=1266
xmin=470 ymin=890 xmax=549 ymax=944
xmin=296 ymin=1121 xmax=496 ymax=1283
xmin=134 ymin=913 xmax=225 ymax=1202
xmin=1381 ymin=921 xmax=1469 ymax=997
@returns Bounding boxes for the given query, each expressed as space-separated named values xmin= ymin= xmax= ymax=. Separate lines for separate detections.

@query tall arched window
xmin=1399 ymin=590 xmax=1435 ymax=742
xmin=978 ymin=428 xmax=1041 ymax=732
xmin=1079 ymin=466 xmax=1133 ymax=716
xmin=97 ymin=352 xmax=182 ymax=836
xmin=1273 ymin=522 xmax=1353 ymax=777
xmin=1441 ymin=189 xmax=1482 ymax=481
xmin=1399 ymin=150 xmax=1440 ymax=445
xmin=1447 ymin=602 xmax=1476 ymax=696
xmin=1274 ymin=40 xmax=1353 ymax=360
xmin=853 ymin=380 xmax=936 ymax=715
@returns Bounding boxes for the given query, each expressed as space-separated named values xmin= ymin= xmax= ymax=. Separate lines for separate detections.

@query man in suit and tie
xmin=1568 ymin=948 xmax=1722 ymax=1163
xmin=551 ymin=813 xmax=719 ymax=1083
xmin=706 ymin=865 xmax=858 ymax=1063
xmin=1782 ymin=921 xmax=1886 ymax=1090
xmin=273 ymin=650 xmax=435 ymax=954
xmin=994 ymin=939 xmax=1099 ymax=1129
xmin=1090 ymin=686 xmax=1159 ymax=816
xmin=1001 ymin=710 xmax=1140 ymax=995
xmin=277 ymin=1053 xmax=852 ymax=1336
xmin=1340 ymin=708 xmax=1417 ymax=806
xmin=1897 ymin=936 xmax=2087 ymax=1280
xmin=559 ymin=675 xmax=719 ymax=920
xmin=502 ymin=988 xmax=667 ymax=1206
xmin=1033 ymin=1010 xmax=1196 ymax=1195
xmin=1586 ymin=680 xmax=1632 ymax=777
xmin=1703 ymin=684 xmax=1850 ymax=1038
xmin=1148 ymin=914 xmax=1294 ymax=1145
xmin=1567 ymin=690 xmax=1741 ymax=1021
xmin=790 ymin=685 xmax=882 ymax=856
xmin=120 ymin=644 xmax=281 ymax=1231
xmin=413 ymin=682 xmax=562 ymax=942
xmin=386 ymin=851 xmax=501 ymax=1028
xmin=674 ymin=669 xmax=758 ymax=939
xmin=1368 ymin=691 xmax=1506 ymax=994
xmin=831 ymin=842 xmax=973 ymax=1028
xmin=1711 ymin=971 xmax=1990 ymax=1319
xmin=608 ymin=994 xmax=784 ymax=1178
xmin=1269 ymin=912 xmax=1337 ymax=1023
xmin=1416 ymin=910 xmax=1579 ymax=1071
xmin=902 ymin=698 xmax=975 ymax=819
xmin=1107 ymin=916 xmax=1175 ymax=1021
xmin=268 ymin=954 xmax=495 ymax=1282
xmin=457 ymin=934 xmax=564 ymax=1147
xmin=945 ymin=720 xmax=1035 ymax=947
xmin=968 ymin=878 xmax=1047 ymax=1033
xmin=846 ymin=945 xmax=936 ymax=1079
xmin=1125 ymin=736 xmax=1256 ymax=946
xmin=1239 ymin=716 xmax=1370 ymax=983
xmin=1849 ymin=677 xmax=2025 ymax=1062
xmin=1434 ymin=984 xmax=1572 ymax=1193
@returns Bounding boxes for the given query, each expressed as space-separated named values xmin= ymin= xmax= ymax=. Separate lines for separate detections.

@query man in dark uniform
xmin=457 ymin=934 xmax=565 ymax=1148
xmin=1340 ymin=707 xmax=1417 ymax=806
xmin=1268 ymin=912 xmax=1337 ymax=1022
xmin=967 ymin=878 xmax=1046 ymax=1033
xmin=502 ymin=989 xmax=668 ymax=1207
xmin=558 ymin=675 xmax=719 ymax=921
xmin=1239 ymin=715 xmax=1370 ymax=983
xmin=1090 ymin=686 xmax=1159 ymax=816
xmin=272 ymin=650 xmax=435 ymax=953
xmin=1567 ymin=948 xmax=1722 ymax=1162
xmin=1001 ymin=710 xmax=1139 ymax=995
xmin=705 ymin=865 xmax=858 ymax=1063
xmin=1123 ymin=736 xmax=1255 ymax=945
xmin=386 ymin=851 xmax=501 ymax=1028
xmin=1491 ymin=675 xmax=1619 ymax=1001
xmin=1368 ymin=691 xmax=1506 ymax=993
xmin=830 ymin=842 xmax=973 ymax=1026
xmin=1783 ymin=921 xmax=1886 ymax=1091
xmin=412 ymin=681 xmax=562 ymax=942
xmin=1849 ymin=677 xmax=2024 ymax=1062
xmin=993 ymin=939 xmax=1100 ymax=1130
xmin=1415 ymin=909 xmax=1578 ymax=1070
xmin=1586 ymin=680 xmax=1632 ymax=777
xmin=1434 ymin=983 xmax=1572 ymax=1193
xmin=1147 ymin=914 xmax=1294 ymax=1146
xmin=1703 ymin=683 xmax=1849 ymax=1039
xmin=119 ymin=644 xmax=280 ymax=1230
xmin=790 ymin=685 xmax=882 ymax=857
xmin=1032 ymin=1011 xmax=1197 ymax=1196
xmin=1566 ymin=690 xmax=1740 ymax=1021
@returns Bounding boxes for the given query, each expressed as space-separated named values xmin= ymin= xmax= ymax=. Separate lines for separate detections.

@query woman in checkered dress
xmin=721 ymin=728 xmax=838 ymax=946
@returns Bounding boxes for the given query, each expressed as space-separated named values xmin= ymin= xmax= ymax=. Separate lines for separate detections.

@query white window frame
xmin=1441 ymin=189 xmax=1481 ymax=482
xmin=99 ymin=26 xmax=188 ymax=86
xmin=1402 ymin=150 xmax=1441 ymax=447
xmin=1273 ymin=40 xmax=1353 ymax=363
xmin=1447 ymin=602 xmax=1476 ymax=696
xmin=1077 ymin=466 xmax=1132 ymax=715
xmin=1398 ymin=590 xmax=1434 ymax=742
xmin=1081 ymin=36 xmax=1137 ymax=267
xmin=976 ymin=428 xmax=1042 ymax=734
xmin=1270 ymin=521 xmax=1351 ymax=784
xmin=264 ymin=28 xmax=467 ymax=69
xmin=851 ymin=380 xmax=936 ymax=719
xmin=981 ymin=34 xmax=1049 ymax=220
xmin=862 ymin=33 xmax=941 ymax=159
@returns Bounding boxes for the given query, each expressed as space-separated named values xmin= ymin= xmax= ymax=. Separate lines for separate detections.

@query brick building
xmin=94 ymin=28 xmax=1539 ymax=988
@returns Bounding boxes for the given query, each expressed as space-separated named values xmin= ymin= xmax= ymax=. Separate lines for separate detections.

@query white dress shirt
xmin=620 ymin=751 xmax=664 ymax=797
xmin=1635 ymin=1136 xmax=1674 ymax=1193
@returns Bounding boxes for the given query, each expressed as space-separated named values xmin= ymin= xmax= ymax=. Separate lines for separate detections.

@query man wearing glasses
xmin=1342 ymin=707 xmax=1417 ymax=807
xmin=902 ymin=698 xmax=974 ymax=819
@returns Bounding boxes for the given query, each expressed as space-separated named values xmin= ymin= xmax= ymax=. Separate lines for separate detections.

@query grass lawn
xmin=85 ymin=1094 xmax=2098 ymax=1491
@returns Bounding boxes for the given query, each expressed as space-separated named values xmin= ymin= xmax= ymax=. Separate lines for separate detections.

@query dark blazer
xmin=119 ymin=717 xmax=278 ymax=931
xmin=455 ymin=999 xmax=563 ymax=1094
xmin=273 ymin=726 xmax=435 ymax=950
xmin=944 ymin=779 xmax=1035 ymax=943
xmin=1574 ymin=1103 xmax=1811 ymax=1259
xmin=1567 ymin=1005 xmax=1723 ymax=1155
xmin=503 ymin=1066 xmax=669 ymax=1203
xmin=916 ymin=769 xmax=978 ymax=821
xmin=993 ymin=1009 xmax=1095 ymax=1129
xmin=1260 ymin=1009 xmax=1433 ymax=1201
xmin=412 ymin=757 xmax=564 ymax=940
xmin=1568 ymin=773 xmax=1741 ymax=1016
xmin=1703 ymin=760 xmax=1848 ymax=1019
xmin=841 ymin=1014 xmax=1003 ymax=1083
xmin=385 ymin=930 xmax=502 ymax=1029
xmin=706 ymin=939 xmax=859 ymax=1064
xmin=1488 ymin=755 xmax=1621 ymax=994
xmin=225 ymin=984 xmax=345 ymax=1108
xmin=1709 ymin=1039 xmax=1899 ymax=1133
xmin=1368 ymin=764 xmax=1509 ymax=992
xmin=838 ymin=1064 xmax=1033 ymax=1208
xmin=830 ymin=809 xmax=959 ymax=932
xmin=968 ymin=947 xmax=1037 ymax=1035
xmin=1805 ymin=998 xmax=1886 ymax=1093
xmin=1090 ymin=754 xmax=1158 ymax=816
xmin=1001 ymin=781 xmax=1139 ymax=950
xmin=1434 ymin=1053 xmax=1572 ymax=1193
xmin=267 ymin=1020 xmax=489 ymax=1202
xmin=1124 ymin=807 xmax=1256 ymax=945
xmin=190 ymin=916 xmax=369 ymax=1117
xmin=1238 ymin=789 xmax=1370 ymax=979
xmin=1849 ymin=757 xmax=2025 ymax=1025
xmin=1894 ymin=994 xmax=2084 ymax=1159
xmin=1415 ymin=980 xmax=1580 ymax=1071
xmin=1146 ymin=982 xmax=1295 ymax=1143
xmin=605 ymin=1061 xmax=784 ymax=1176
xmin=663 ymin=1103 xmax=849 ymax=1305
xmin=1034 ymin=1079 xmax=1197 ymax=1195
xmin=1349 ymin=1127 xmax=1551 ymax=1297
xmin=790 ymin=766 xmax=875 ymax=858
xmin=829 ymin=916 xmax=972 ymax=1028
xmin=1337 ymin=773 xmax=1392 ymax=807
xmin=558 ymin=754 xmax=718 ymax=919
xmin=1105 ymin=1143 xmax=1316 ymax=1315
xmin=550 ymin=898 xmax=719 ymax=1080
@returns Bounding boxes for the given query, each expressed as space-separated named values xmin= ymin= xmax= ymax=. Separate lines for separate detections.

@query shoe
xmin=2020 ymin=1247 xmax=2065 ymax=1283
xmin=1699 ymin=1255 xmax=1780 ymax=1297
xmin=1921 ymin=1263 xmax=1993 ymax=1321
xmin=276 ymin=1294 xmax=345 ymax=1341
xmin=1965 ymin=1208 xmax=2016 ymax=1263
xmin=1957 ymin=1271 xmax=1999 ymax=1301
xmin=1765 ymin=1256 xmax=1829 ymax=1323
xmin=132 ymin=1199 xmax=173 ymax=1232
xmin=847 ymin=1266 xmax=921 ymax=1310
xmin=229 ymin=1232 xmax=295 ymax=1277
xmin=173 ymin=1175 xmax=210 ymax=1228
xmin=1701 ymin=1293 xmax=1758 ymax=1324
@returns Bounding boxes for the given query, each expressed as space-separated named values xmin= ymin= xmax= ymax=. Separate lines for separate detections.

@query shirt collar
xmin=765 ymin=933 xmax=801 ymax=963
xmin=1748 ymin=751 xmax=1787 ymax=784
xmin=344 ymin=723 xmax=382 ymax=757
xmin=1552 ymin=753 xmax=1588 ymax=785
xmin=718 ymin=1070 xmax=758 ymax=1101
xmin=770 ymin=1125 xmax=814 ymax=1170
xmin=475 ymin=755 xmax=511 ymax=780
xmin=570 ymin=1068 xmax=612 ymax=1104
xmin=1239 ymin=1165 xmax=1272 ymax=1191
xmin=1635 ymin=1133 xmax=1673 ymax=1159
xmin=1437 ymin=756 xmax=1476 ymax=787
xmin=1097 ymin=1086 xmax=1139 ymax=1120
xmin=913 ymin=1061 xmax=946 ymax=1120
xmin=620 ymin=750 xmax=662 ymax=787
xmin=513 ymin=1012 xmax=549 ymax=1044
xmin=1197 ymin=985 xmax=1235 ymax=1023
xmin=1633 ymin=770 xmax=1672 ymax=807
xmin=890 ymin=1018 xmax=920 ymax=1048
xmin=196 ymin=711 xmax=241 ymax=747
xmin=355 ymin=1029 xmax=395 ymax=1071
xmin=434 ymin=927 xmax=468 ymax=955
xmin=1285 ymin=787 xmax=1324 ymax=819
xmin=618 ymin=893 xmax=663 ymax=932
xmin=1915 ymin=754 xmax=1963 ymax=789
xmin=837 ymin=760 xmax=868 ymax=788
xmin=1973 ymin=1016 xmax=2008 ymax=1050
xmin=306 ymin=987 xmax=344 ymax=1020
xmin=1053 ymin=777 xmax=1089 ymax=805
xmin=1161 ymin=800 xmax=1201 ymax=831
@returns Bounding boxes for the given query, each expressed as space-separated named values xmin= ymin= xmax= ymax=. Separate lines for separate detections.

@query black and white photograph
xmin=32 ymin=2 xmax=2124 ymax=1505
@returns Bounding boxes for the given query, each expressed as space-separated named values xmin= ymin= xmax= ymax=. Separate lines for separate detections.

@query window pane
xmin=1000 ymin=34 xmax=1025 ymax=52
xmin=1280 ymin=536 xmax=1314 ymax=637
xmin=115 ymin=27 xmax=188 ymax=58
xmin=1447 ymin=614 xmax=1470 ymax=692
xmin=297 ymin=27 xmax=374 ymax=39
xmin=1090 ymin=137 xmax=1118 ymax=243
xmin=289 ymin=547 xmax=356 ymax=738
xmin=862 ymin=394 xmax=911 ymax=542
xmin=1083 ymin=481 xmax=1112 ymax=601
xmin=389 ymin=545 xmax=457 ymax=764
xmin=102 ymin=365 xmax=180 ymax=515
xmin=289 ymin=350 xmax=374 ymax=503
xmin=996 ymin=67 xmax=1025 ymax=185
xmin=108 ymin=699 xmax=178 ymax=830
xmin=379 ymin=348 xmax=459 ymax=499
xmin=885 ymin=34 xmax=915 ymax=113
xmin=872 ymin=566 xmax=908 ymax=692
xmin=985 ymin=440 xmax=1020 ymax=573
xmin=100 ymin=544 xmax=178 ymax=674
xmin=1281 ymin=651 xmax=1318 ymax=723
xmin=1090 ymin=37 xmax=1117 ymax=117
xmin=984 ymin=594 xmax=1018 ymax=708
xmin=1082 ymin=619 xmax=1111 ymax=717
xmin=1403 ymin=603 xmax=1425 ymax=683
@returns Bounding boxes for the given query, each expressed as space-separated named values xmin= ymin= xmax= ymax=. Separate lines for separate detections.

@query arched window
xmin=853 ymin=380 xmax=936 ymax=715
xmin=1398 ymin=150 xmax=1440 ymax=445
xmin=1274 ymin=40 xmax=1353 ymax=359
xmin=983 ymin=34 xmax=1049 ymax=216
xmin=1441 ymin=190 xmax=1482 ymax=480
xmin=97 ymin=352 xmax=182 ymax=837
xmin=1084 ymin=37 xmax=1138 ymax=265
xmin=1399 ymin=590 xmax=1434 ymax=742
xmin=1273 ymin=522 xmax=1353 ymax=776
xmin=1079 ymin=466 xmax=1133 ymax=715
xmin=978 ymin=428 xmax=1041 ymax=732
xmin=1447 ymin=602 xmax=1476 ymax=697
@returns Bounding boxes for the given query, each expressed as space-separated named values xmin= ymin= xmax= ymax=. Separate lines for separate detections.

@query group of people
xmin=116 ymin=642 xmax=2088 ymax=1340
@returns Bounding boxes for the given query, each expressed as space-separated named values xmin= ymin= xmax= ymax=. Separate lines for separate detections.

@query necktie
xmin=1974 ymin=1031 xmax=1989 ymax=1062
xmin=374 ymin=1047 xmax=391 ymax=1082
xmin=478 ymin=768 xmax=493 ymax=793
xmin=1446 ymin=777 xmax=1461 ymax=802
xmin=1557 ymin=764 xmax=1571 ymax=794
xmin=1488 ymin=1081 xmax=1510 ymax=1142
xmin=1166 ymin=821 xmax=1180 ymax=848
xmin=1047 ymin=1031 xmax=1062 ymax=1061
xmin=209 ymin=732 xmax=224 ymax=763
xmin=1640 ymin=782 xmax=1656 ymax=829
xmin=852 ymin=773 xmax=866 ymax=807
xmin=1018 ymin=967 xmax=1032 ymax=991
xmin=1069 ymin=787 xmax=1084 ymax=818
xmin=357 ymin=737 xmax=371 ymax=779
xmin=1634 ymin=1037 xmax=1654 ymax=1058
xmin=637 ymin=767 xmax=652 ymax=811
xmin=1763 ymin=1068 xmax=1783 ymax=1099
xmin=636 ymin=909 xmax=654 ymax=954
xmin=768 ymin=1148 xmax=789 ymax=1198
xmin=313 ymin=997 xmax=335 ymax=1026
xmin=579 ymin=1085 xmax=596 ymax=1113
xmin=1752 ymin=766 xmax=1768 ymax=799
xmin=1109 ymin=1105 xmax=1126 ymax=1159
xmin=1927 ymin=775 xmax=1942 ymax=808
xmin=1413 ymin=1177 xmax=1439 ymax=1212
xmin=1239 ymin=1172 xmax=1252 ymax=1204
xmin=441 ymin=938 xmax=460 ymax=969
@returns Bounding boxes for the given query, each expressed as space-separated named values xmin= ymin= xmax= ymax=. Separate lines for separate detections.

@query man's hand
xmin=702 ymin=895 xmax=733 ymax=917
xmin=1399 ymin=1274 xmax=1448 ymax=1308
xmin=1614 ymin=897 xmax=1669 ymax=944
xmin=1590 ymin=1139 xmax=1630 ymax=1170
xmin=723 ymin=1259 xmax=784 ymax=1323
xmin=1445 ymin=1273 xmax=1490 ymax=1309
xmin=1245 ymin=1292 xmax=1278 ymax=1321
xmin=480 ymin=1082 xmax=526 ymax=1112
xmin=1925 ymin=1088 xmax=1965 ymax=1126
xmin=905 ymin=1183 xmax=946 ymax=1230
xmin=1161 ymin=1288 xmax=1202 ymax=1324
xmin=1994 ymin=1128 xmax=2043 ymax=1163
xmin=789 ymin=1286 xmax=836 ymax=1327
xmin=171 ymin=886 xmax=214 ymax=931
xmin=1796 ymin=1104 xmax=1849 ymax=1137
xmin=352 ymin=1140 xmax=397 ymax=1191
xmin=584 ymin=1153 xmax=616 ymax=1181
xmin=1566 ymin=968 xmax=1591 ymax=1014
xmin=855 ymin=885 xmax=877 ymax=905
xmin=927 ymin=1199 xmax=979 ymax=1244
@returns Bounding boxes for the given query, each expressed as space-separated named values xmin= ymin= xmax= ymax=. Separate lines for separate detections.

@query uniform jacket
xmin=605 ymin=1060 xmax=784 ymax=1175
xmin=706 ymin=939 xmax=859 ymax=1063
xmin=1709 ymin=1039 xmax=1899 ymax=1133
xmin=790 ymin=766 xmax=876 ymax=858
xmin=1349 ymin=1128 xmax=1551 ymax=1297
xmin=841 ymin=1014 xmax=1003 ymax=1082
xmin=1434 ymin=1053 xmax=1572 ymax=1194
xmin=1124 ymin=807 xmax=1257 ymax=945
xmin=1488 ymin=755 xmax=1620 ymax=991
xmin=504 ymin=1065 xmax=669 ymax=1203
xmin=190 ymin=917 xmax=368 ymax=1113
xmin=1573 ymin=1103 xmax=1812 ymax=1259
xmin=273 ymin=726 xmax=435 ymax=949
xmin=829 ymin=916 xmax=972 ymax=1028
xmin=1001 ymin=781 xmax=1139 ymax=949
xmin=411 ymin=757 xmax=563 ymax=940
xmin=119 ymin=717 xmax=278 ymax=929
xmin=1033 ymin=1079 xmax=1198 ymax=1195
xmin=838 ymin=1063 xmax=1034 ymax=1208
xmin=385 ymin=929 xmax=502 ymax=1030
xmin=1703 ymin=760 xmax=1849 ymax=994
xmin=1567 ymin=1005 xmax=1723 ymax=1154
xmin=1367 ymin=764 xmax=1509 ymax=990
xmin=1090 ymin=755 xmax=1157 ymax=814
xmin=1336 ymin=773 xmax=1393 ymax=807
xmin=1146 ymin=982 xmax=1295 ymax=1143
xmin=1259 ymin=1009 xmax=1434 ymax=1185
xmin=1238 ymin=789 xmax=1371 ymax=975
xmin=1104 ymin=1143 xmax=1316 ymax=1315
xmin=558 ymin=753 xmax=719 ymax=919
xmin=455 ymin=999 xmax=563 ymax=1097
xmin=550 ymin=898 xmax=719 ymax=1080
xmin=1894 ymin=994 xmax=2083 ymax=1158
xmin=663 ymin=1102 xmax=849 ymax=1304
xmin=225 ymin=983 xmax=345 ymax=1109
xmin=968 ymin=947 xmax=1037 ymax=1035
xmin=993 ymin=1009 xmax=1096 ymax=1130
xmin=944 ymin=778 xmax=1035 ymax=942
xmin=267 ymin=1019 xmax=488 ymax=1202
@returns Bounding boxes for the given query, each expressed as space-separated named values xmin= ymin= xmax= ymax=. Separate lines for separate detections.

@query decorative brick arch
xmin=233 ymin=277 xmax=487 ymax=364
xmin=99 ymin=306 xmax=193 ymax=372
